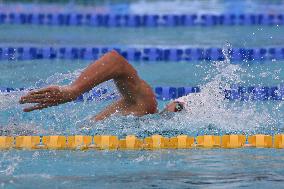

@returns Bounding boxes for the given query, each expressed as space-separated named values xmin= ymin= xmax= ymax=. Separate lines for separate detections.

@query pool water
xmin=1 ymin=149 xmax=284 ymax=189
xmin=0 ymin=25 xmax=283 ymax=47
xmin=1 ymin=2 xmax=284 ymax=188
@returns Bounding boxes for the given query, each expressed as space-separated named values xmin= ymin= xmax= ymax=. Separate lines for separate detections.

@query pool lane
xmin=0 ymin=25 xmax=283 ymax=47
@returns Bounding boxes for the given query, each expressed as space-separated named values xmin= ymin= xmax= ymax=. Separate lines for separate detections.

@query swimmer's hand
xmin=19 ymin=85 xmax=78 ymax=112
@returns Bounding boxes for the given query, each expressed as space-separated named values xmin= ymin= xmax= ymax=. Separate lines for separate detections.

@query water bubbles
xmin=222 ymin=42 xmax=232 ymax=61
xmin=32 ymin=151 xmax=40 ymax=159
xmin=172 ymin=44 xmax=277 ymax=135
xmin=260 ymin=72 xmax=270 ymax=78
xmin=0 ymin=152 xmax=21 ymax=176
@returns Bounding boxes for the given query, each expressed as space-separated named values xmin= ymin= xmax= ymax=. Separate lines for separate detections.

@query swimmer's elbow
xmin=109 ymin=50 xmax=126 ymax=64
xmin=107 ymin=50 xmax=139 ymax=79
xmin=109 ymin=50 xmax=131 ymax=66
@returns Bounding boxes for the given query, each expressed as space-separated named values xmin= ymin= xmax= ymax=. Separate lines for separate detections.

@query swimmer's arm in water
xmin=20 ymin=50 xmax=157 ymax=120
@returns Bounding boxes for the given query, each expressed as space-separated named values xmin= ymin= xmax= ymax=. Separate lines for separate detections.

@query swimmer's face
xmin=163 ymin=101 xmax=184 ymax=113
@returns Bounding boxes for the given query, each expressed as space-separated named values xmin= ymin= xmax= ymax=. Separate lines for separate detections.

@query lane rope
xmin=0 ymin=47 xmax=284 ymax=62
xmin=1 ymin=85 xmax=284 ymax=101
xmin=1 ymin=13 xmax=283 ymax=27
xmin=0 ymin=134 xmax=283 ymax=150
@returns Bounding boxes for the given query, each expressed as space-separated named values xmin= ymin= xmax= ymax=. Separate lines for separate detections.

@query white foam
xmin=173 ymin=43 xmax=276 ymax=132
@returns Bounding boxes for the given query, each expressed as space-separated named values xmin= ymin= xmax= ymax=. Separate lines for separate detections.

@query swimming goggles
xmin=174 ymin=102 xmax=184 ymax=112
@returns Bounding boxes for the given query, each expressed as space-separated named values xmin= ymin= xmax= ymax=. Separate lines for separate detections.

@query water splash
xmin=0 ymin=44 xmax=283 ymax=136
xmin=0 ymin=152 xmax=21 ymax=176
xmin=0 ymin=68 xmax=120 ymax=135
xmin=173 ymin=43 xmax=277 ymax=134
xmin=0 ymin=69 xmax=119 ymax=110
xmin=81 ymin=43 xmax=281 ymax=137
xmin=34 ymin=69 xmax=83 ymax=88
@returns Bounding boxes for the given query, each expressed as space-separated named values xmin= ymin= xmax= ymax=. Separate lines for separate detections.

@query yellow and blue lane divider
xmin=0 ymin=134 xmax=284 ymax=150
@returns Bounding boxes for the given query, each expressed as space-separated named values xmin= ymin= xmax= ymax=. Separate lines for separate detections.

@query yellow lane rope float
xmin=0 ymin=134 xmax=284 ymax=150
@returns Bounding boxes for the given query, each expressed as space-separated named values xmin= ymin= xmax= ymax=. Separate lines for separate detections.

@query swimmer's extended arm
xmin=20 ymin=50 xmax=157 ymax=120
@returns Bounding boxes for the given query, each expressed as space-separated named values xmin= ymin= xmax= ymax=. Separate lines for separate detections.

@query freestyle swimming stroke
xmin=19 ymin=50 xmax=184 ymax=121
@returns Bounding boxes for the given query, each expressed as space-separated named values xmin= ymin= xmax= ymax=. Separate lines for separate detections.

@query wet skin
xmin=20 ymin=51 xmax=181 ymax=121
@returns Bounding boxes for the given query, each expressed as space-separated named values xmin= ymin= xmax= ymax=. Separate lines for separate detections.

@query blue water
xmin=1 ymin=1 xmax=284 ymax=188
xmin=0 ymin=25 xmax=283 ymax=47
xmin=1 ymin=149 xmax=284 ymax=189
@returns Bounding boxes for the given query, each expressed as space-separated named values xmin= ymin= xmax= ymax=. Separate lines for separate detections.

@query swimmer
xmin=19 ymin=50 xmax=184 ymax=121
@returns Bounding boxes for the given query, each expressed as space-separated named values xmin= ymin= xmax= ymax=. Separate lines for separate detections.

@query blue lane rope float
xmin=1 ymin=47 xmax=284 ymax=62
xmin=0 ymin=86 xmax=201 ymax=101
xmin=1 ymin=85 xmax=284 ymax=101
xmin=0 ymin=13 xmax=284 ymax=27
xmin=224 ymin=85 xmax=284 ymax=101
xmin=0 ymin=134 xmax=284 ymax=150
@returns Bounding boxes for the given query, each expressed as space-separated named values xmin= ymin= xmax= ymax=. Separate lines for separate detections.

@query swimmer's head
xmin=162 ymin=101 xmax=184 ymax=113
